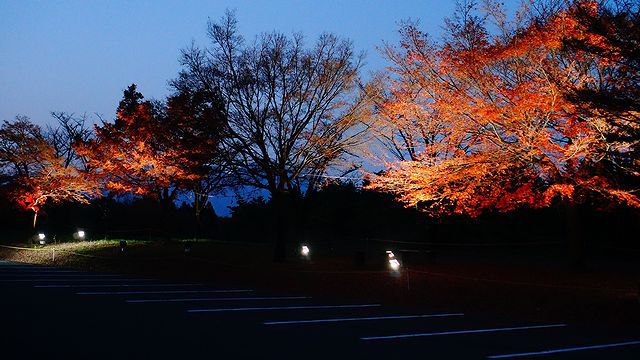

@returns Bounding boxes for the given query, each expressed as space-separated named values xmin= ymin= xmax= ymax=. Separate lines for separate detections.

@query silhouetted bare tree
xmin=174 ymin=11 xmax=368 ymax=198
xmin=174 ymin=11 xmax=369 ymax=259
xmin=46 ymin=112 xmax=93 ymax=169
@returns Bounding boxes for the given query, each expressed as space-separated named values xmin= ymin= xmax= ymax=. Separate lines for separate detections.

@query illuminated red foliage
xmin=77 ymin=85 xmax=203 ymax=203
xmin=367 ymin=1 xmax=640 ymax=216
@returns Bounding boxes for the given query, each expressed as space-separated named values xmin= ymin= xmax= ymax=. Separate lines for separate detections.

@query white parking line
xmin=77 ymin=289 xmax=253 ymax=295
xmin=35 ymin=283 xmax=202 ymax=288
xmin=361 ymin=324 xmax=568 ymax=340
xmin=487 ymin=340 xmax=640 ymax=358
xmin=188 ymin=304 xmax=382 ymax=313
xmin=0 ymin=266 xmax=58 ymax=270
xmin=0 ymin=264 xmax=52 ymax=267
xmin=0 ymin=270 xmax=80 ymax=273
xmin=264 ymin=313 xmax=465 ymax=325
xmin=0 ymin=278 xmax=153 ymax=282
xmin=0 ymin=274 xmax=120 ymax=277
xmin=127 ymin=296 xmax=310 ymax=303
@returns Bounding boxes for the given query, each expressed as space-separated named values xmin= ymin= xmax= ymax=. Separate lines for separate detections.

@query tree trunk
xmin=159 ymin=189 xmax=175 ymax=241
xmin=32 ymin=211 xmax=38 ymax=228
xmin=273 ymin=190 xmax=288 ymax=263
xmin=195 ymin=208 xmax=202 ymax=240
xmin=565 ymin=201 xmax=585 ymax=269
xmin=194 ymin=191 xmax=202 ymax=240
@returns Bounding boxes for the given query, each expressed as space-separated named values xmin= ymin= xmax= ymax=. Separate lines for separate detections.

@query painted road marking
xmin=188 ymin=304 xmax=382 ymax=313
xmin=0 ymin=264 xmax=53 ymax=267
xmin=0 ymin=266 xmax=60 ymax=269
xmin=0 ymin=278 xmax=153 ymax=282
xmin=487 ymin=340 xmax=640 ymax=358
xmin=0 ymin=270 xmax=80 ymax=273
xmin=264 ymin=313 xmax=465 ymax=325
xmin=361 ymin=324 xmax=568 ymax=340
xmin=35 ymin=283 xmax=202 ymax=288
xmin=0 ymin=274 xmax=120 ymax=277
xmin=77 ymin=289 xmax=253 ymax=295
xmin=127 ymin=296 xmax=310 ymax=303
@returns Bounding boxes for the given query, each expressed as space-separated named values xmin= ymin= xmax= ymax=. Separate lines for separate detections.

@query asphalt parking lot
xmin=1 ymin=260 xmax=639 ymax=359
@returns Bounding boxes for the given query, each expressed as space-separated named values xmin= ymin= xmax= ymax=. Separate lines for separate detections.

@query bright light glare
xmin=301 ymin=245 xmax=310 ymax=257
xmin=386 ymin=250 xmax=395 ymax=258
xmin=77 ymin=230 xmax=85 ymax=239
xmin=389 ymin=259 xmax=400 ymax=271
xmin=38 ymin=233 xmax=46 ymax=240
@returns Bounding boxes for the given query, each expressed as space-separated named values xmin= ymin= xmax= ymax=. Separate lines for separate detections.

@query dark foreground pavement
xmin=1 ymin=260 xmax=639 ymax=359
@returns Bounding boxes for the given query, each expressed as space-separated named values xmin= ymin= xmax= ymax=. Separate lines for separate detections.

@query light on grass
xmin=38 ymin=233 xmax=46 ymax=240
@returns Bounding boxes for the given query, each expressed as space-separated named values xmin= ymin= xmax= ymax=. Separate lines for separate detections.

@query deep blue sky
xmin=1 ymin=0 xmax=519 ymax=215
xmin=0 ymin=0 xmax=463 ymax=125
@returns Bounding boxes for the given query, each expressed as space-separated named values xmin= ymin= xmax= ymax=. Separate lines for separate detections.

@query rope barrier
xmin=1 ymin=243 xmax=636 ymax=295
xmin=0 ymin=243 xmax=388 ymax=274
xmin=0 ymin=244 xmax=46 ymax=251
xmin=368 ymin=238 xmax=563 ymax=247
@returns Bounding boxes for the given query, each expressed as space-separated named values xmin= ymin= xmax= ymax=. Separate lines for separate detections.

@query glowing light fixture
xmin=386 ymin=250 xmax=401 ymax=272
xmin=77 ymin=230 xmax=85 ymax=239
xmin=301 ymin=245 xmax=310 ymax=257
xmin=36 ymin=233 xmax=47 ymax=245
xmin=389 ymin=258 xmax=400 ymax=271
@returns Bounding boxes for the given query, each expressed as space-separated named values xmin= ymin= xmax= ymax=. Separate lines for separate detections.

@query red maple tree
xmin=16 ymin=147 xmax=100 ymax=227
xmin=1 ymin=117 xmax=99 ymax=227
xmin=367 ymin=0 xmax=640 ymax=217
xmin=77 ymin=84 xmax=206 ymax=208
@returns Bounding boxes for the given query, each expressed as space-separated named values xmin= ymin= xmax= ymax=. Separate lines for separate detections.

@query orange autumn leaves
xmin=78 ymin=93 xmax=200 ymax=199
xmin=13 ymin=138 xmax=99 ymax=226
xmin=17 ymin=150 xmax=100 ymax=220
xmin=367 ymin=1 xmax=640 ymax=217
xmin=11 ymin=84 xmax=217 ymax=226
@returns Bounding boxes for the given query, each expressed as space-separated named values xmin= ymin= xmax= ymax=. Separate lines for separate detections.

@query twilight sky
xmin=0 ymin=0 xmax=465 ymax=125
xmin=1 ymin=0 xmax=520 ymax=215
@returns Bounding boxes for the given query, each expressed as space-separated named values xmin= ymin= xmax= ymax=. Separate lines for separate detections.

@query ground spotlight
xmin=300 ymin=244 xmax=310 ymax=259
xmin=36 ymin=233 xmax=46 ymax=245
xmin=386 ymin=250 xmax=401 ymax=272
xmin=74 ymin=230 xmax=86 ymax=240
xmin=389 ymin=258 xmax=401 ymax=271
